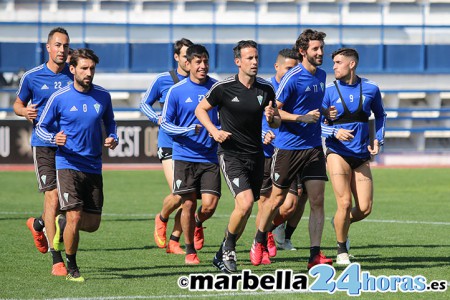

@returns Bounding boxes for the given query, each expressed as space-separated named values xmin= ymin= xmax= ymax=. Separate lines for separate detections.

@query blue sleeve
xmin=321 ymin=118 xmax=337 ymax=138
xmin=276 ymin=74 xmax=295 ymax=104
xmin=371 ymin=88 xmax=387 ymax=145
xmin=140 ymin=77 xmax=162 ymax=124
xmin=160 ymin=88 xmax=197 ymax=137
xmin=36 ymin=95 xmax=58 ymax=144
xmin=16 ymin=74 xmax=32 ymax=104
xmin=102 ymin=94 xmax=118 ymax=140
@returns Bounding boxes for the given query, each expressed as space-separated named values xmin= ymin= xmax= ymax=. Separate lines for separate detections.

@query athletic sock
xmin=309 ymin=246 xmax=321 ymax=262
xmin=185 ymin=243 xmax=196 ymax=255
xmin=285 ymin=224 xmax=296 ymax=240
xmin=255 ymin=230 xmax=267 ymax=244
xmin=169 ymin=234 xmax=180 ymax=243
xmin=159 ymin=214 xmax=169 ymax=223
xmin=337 ymin=241 xmax=348 ymax=254
xmin=195 ymin=209 xmax=202 ymax=228
xmin=66 ymin=253 xmax=78 ymax=271
xmin=50 ymin=248 xmax=64 ymax=264
xmin=223 ymin=230 xmax=237 ymax=251
xmin=33 ymin=216 xmax=45 ymax=232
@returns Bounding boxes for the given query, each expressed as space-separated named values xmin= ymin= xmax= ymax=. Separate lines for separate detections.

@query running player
xmin=195 ymin=40 xmax=280 ymax=273
xmin=140 ymin=38 xmax=194 ymax=254
xmin=255 ymin=29 xmax=333 ymax=270
xmin=321 ymin=47 xmax=386 ymax=265
xmin=13 ymin=27 xmax=72 ymax=276
xmin=36 ymin=48 xmax=118 ymax=282
xmin=255 ymin=48 xmax=302 ymax=264
xmin=161 ymin=44 xmax=220 ymax=264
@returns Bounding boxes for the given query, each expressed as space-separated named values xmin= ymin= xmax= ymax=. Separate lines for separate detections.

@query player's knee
xmin=201 ymin=204 xmax=216 ymax=216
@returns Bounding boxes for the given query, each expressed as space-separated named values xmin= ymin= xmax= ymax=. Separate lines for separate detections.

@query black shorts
xmin=157 ymin=147 xmax=172 ymax=161
xmin=172 ymin=160 xmax=221 ymax=199
xmin=219 ymin=152 xmax=265 ymax=201
xmin=33 ymin=146 xmax=57 ymax=192
xmin=271 ymin=146 xmax=328 ymax=189
xmin=56 ymin=169 xmax=104 ymax=214
xmin=261 ymin=157 xmax=302 ymax=196
xmin=326 ymin=149 xmax=370 ymax=170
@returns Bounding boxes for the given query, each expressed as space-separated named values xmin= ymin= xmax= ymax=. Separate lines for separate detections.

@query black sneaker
xmin=212 ymin=253 xmax=231 ymax=274
xmin=222 ymin=249 xmax=237 ymax=273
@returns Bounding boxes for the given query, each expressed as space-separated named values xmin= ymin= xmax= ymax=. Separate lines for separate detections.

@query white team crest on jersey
xmin=274 ymin=173 xmax=280 ymax=181
xmin=257 ymin=95 xmax=263 ymax=105
xmin=94 ymin=103 xmax=100 ymax=114
xmin=63 ymin=193 xmax=69 ymax=202
xmin=41 ymin=84 xmax=49 ymax=90
xmin=185 ymin=97 xmax=193 ymax=103
xmin=305 ymin=86 xmax=311 ymax=92
xmin=41 ymin=175 xmax=47 ymax=184
xmin=231 ymin=97 xmax=240 ymax=102
xmin=176 ymin=179 xmax=182 ymax=189
xmin=70 ymin=106 xmax=78 ymax=112
xmin=232 ymin=178 xmax=240 ymax=187
xmin=320 ymin=82 xmax=325 ymax=92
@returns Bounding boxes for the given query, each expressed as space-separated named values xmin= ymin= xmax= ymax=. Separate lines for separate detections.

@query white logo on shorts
xmin=232 ymin=178 xmax=239 ymax=187
xmin=41 ymin=175 xmax=46 ymax=184
xmin=176 ymin=179 xmax=182 ymax=189
xmin=274 ymin=173 xmax=280 ymax=181
xmin=63 ymin=193 xmax=69 ymax=202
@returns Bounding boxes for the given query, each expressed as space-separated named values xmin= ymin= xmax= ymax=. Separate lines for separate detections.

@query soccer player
xmin=13 ymin=27 xmax=72 ymax=276
xmin=36 ymin=48 xmax=118 ymax=282
xmin=255 ymin=29 xmax=333 ymax=270
xmin=161 ymin=44 xmax=220 ymax=264
xmin=195 ymin=40 xmax=281 ymax=273
xmin=140 ymin=38 xmax=194 ymax=254
xmin=321 ymin=48 xmax=386 ymax=265
xmin=255 ymin=48 xmax=302 ymax=264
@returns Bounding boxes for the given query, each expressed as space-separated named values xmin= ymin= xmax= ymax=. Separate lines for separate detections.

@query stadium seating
xmin=1 ymin=0 xmax=449 ymax=156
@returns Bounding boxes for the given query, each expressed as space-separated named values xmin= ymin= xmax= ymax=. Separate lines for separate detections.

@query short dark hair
xmin=68 ymin=48 xmax=74 ymax=55
xmin=277 ymin=48 xmax=299 ymax=61
xmin=233 ymin=40 xmax=258 ymax=59
xmin=70 ymin=48 xmax=99 ymax=67
xmin=47 ymin=27 xmax=69 ymax=44
xmin=174 ymin=38 xmax=194 ymax=55
xmin=332 ymin=47 xmax=359 ymax=66
xmin=186 ymin=44 xmax=209 ymax=62
xmin=294 ymin=29 xmax=326 ymax=53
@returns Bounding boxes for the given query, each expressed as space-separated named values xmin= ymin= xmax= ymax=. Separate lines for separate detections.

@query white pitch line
xmin=5 ymin=290 xmax=306 ymax=300
xmin=1 ymin=211 xmax=450 ymax=226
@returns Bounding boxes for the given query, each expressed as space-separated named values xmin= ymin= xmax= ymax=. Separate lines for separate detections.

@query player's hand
xmin=55 ymin=130 xmax=67 ymax=146
xmin=263 ymin=130 xmax=275 ymax=145
xmin=104 ymin=137 xmax=118 ymax=150
xmin=335 ymin=128 xmax=354 ymax=141
xmin=212 ymin=130 xmax=232 ymax=143
xmin=157 ymin=116 xmax=162 ymax=125
xmin=264 ymin=101 xmax=277 ymax=124
xmin=298 ymin=109 xmax=320 ymax=123
xmin=368 ymin=139 xmax=380 ymax=156
xmin=326 ymin=106 xmax=337 ymax=120
xmin=194 ymin=124 xmax=202 ymax=135
xmin=25 ymin=104 xmax=38 ymax=121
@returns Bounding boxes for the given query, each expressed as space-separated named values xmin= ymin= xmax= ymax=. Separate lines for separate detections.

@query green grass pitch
xmin=0 ymin=168 xmax=449 ymax=299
